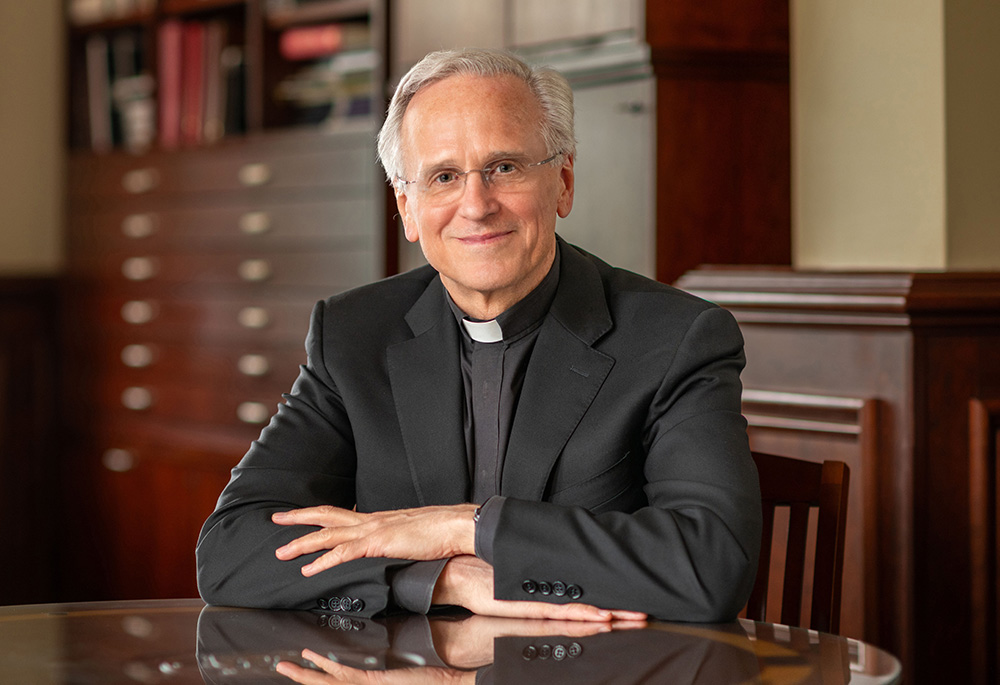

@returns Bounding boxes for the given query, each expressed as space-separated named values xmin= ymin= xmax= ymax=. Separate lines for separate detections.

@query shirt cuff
xmin=392 ymin=559 xmax=449 ymax=614
xmin=474 ymin=496 xmax=505 ymax=565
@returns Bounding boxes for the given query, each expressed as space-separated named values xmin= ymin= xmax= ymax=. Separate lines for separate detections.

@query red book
xmin=279 ymin=23 xmax=370 ymax=61
xmin=157 ymin=19 xmax=183 ymax=149
xmin=180 ymin=21 xmax=205 ymax=146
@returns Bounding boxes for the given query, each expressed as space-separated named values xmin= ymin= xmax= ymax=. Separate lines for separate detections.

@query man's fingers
xmin=272 ymin=506 xmax=360 ymax=527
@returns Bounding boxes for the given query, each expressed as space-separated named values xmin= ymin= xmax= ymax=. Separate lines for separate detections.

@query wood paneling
xmin=646 ymin=0 xmax=791 ymax=284
xmin=0 ymin=278 xmax=59 ymax=605
xmin=677 ymin=267 xmax=1000 ymax=685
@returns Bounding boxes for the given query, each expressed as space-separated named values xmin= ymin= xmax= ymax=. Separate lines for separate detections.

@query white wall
xmin=0 ymin=0 xmax=64 ymax=275
xmin=792 ymin=0 xmax=1000 ymax=271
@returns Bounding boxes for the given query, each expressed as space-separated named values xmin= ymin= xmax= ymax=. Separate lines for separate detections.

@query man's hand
xmin=272 ymin=504 xmax=477 ymax=577
xmin=276 ymin=649 xmax=471 ymax=685
xmin=432 ymin=555 xmax=647 ymax=623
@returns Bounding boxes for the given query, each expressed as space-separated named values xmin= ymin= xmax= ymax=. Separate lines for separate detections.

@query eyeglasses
xmin=395 ymin=152 xmax=564 ymax=204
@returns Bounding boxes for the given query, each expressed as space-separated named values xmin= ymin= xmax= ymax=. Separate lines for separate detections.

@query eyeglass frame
xmin=393 ymin=151 xmax=565 ymax=198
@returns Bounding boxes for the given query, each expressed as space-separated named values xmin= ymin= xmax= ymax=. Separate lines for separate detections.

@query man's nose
xmin=456 ymin=170 xmax=499 ymax=216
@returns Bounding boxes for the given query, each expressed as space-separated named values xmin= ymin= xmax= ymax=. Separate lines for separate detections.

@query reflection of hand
xmin=432 ymin=555 xmax=648 ymax=623
xmin=429 ymin=614 xmax=646 ymax=670
xmin=276 ymin=648 xmax=473 ymax=685
xmin=272 ymin=504 xmax=478 ymax=577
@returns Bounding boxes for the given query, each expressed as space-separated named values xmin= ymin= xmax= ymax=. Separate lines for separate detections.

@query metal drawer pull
xmin=238 ymin=354 xmax=270 ymax=376
xmin=238 ymin=306 xmax=270 ymax=329
xmin=102 ymin=448 xmax=135 ymax=473
xmin=122 ymin=256 xmax=157 ymax=281
xmin=121 ymin=213 xmax=157 ymax=238
xmin=121 ymin=344 xmax=154 ymax=368
xmin=121 ymin=386 xmax=153 ymax=411
xmin=238 ymin=162 xmax=272 ymax=187
xmin=237 ymin=401 xmax=270 ymax=424
xmin=238 ymin=259 xmax=271 ymax=282
xmin=121 ymin=300 xmax=156 ymax=324
xmin=239 ymin=211 xmax=272 ymax=235
xmin=122 ymin=167 xmax=160 ymax=194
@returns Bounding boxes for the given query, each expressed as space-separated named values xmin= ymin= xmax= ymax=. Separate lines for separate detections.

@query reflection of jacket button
xmin=522 ymin=579 xmax=538 ymax=594
xmin=538 ymin=581 xmax=552 ymax=596
xmin=552 ymin=581 xmax=567 ymax=596
xmin=351 ymin=598 xmax=365 ymax=613
xmin=567 ymin=584 xmax=583 ymax=600
xmin=317 ymin=598 xmax=329 ymax=610
xmin=339 ymin=597 xmax=354 ymax=612
xmin=538 ymin=644 xmax=552 ymax=659
xmin=522 ymin=645 xmax=538 ymax=660
xmin=553 ymin=644 xmax=567 ymax=661
xmin=567 ymin=642 xmax=583 ymax=658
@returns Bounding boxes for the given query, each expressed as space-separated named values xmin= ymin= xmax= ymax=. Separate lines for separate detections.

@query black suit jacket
xmin=197 ymin=239 xmax=761 ymax=621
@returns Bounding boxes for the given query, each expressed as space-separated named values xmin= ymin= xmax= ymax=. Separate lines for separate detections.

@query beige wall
xmin=0 ymin=0 xmax=64 ymax=275
xmin=792 ymin=0 xmax=1000 ymax=271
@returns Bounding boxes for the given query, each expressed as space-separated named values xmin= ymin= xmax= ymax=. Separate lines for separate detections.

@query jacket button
xmin=552 ymin=644 xmax=567 ymax=661
xmin=538 ymin=581 xmax=552 ymax=596
xmin=567 ymin=584 xmax=583 ymax=600
xmin=552 ymin=581 xmax=567 ymax=597
xmin=538 ymin=644 xmax=552 ymax=659
xmin=339 ymin=597 xmax=354 ymax=612
xmin=567 ymin=642 xmax=583 ymax=658
xmin=351 ymin=598 xmax=365 ymax=613
xmin=328 ymin=596 xmax=340 ymax=610
xmin=522 ymin=579 xmax=538 ymax=594
xmin=317 ymin=598 xmax=329 ymax=610
xmin=522 ymin=645 xmax=537 ymax=660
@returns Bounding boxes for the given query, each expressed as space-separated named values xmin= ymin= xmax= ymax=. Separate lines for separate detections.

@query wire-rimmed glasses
xmin=394 ymin=152 xmax=564 ymax=205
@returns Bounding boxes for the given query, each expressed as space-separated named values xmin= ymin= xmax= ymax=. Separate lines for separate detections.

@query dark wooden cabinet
xmin=62 ymin=135 xmax=383 ymax=601
xmin=677 ymin=267 xmax=1000 ymax=685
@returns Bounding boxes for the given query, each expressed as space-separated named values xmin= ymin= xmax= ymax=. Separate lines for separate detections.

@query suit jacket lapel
xmin=387 ymin=277 xmax=470 ymax=506
xmin=502 ymin=241 xmax=615 ymax=501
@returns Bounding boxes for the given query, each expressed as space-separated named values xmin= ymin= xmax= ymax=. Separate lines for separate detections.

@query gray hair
xmin=376 ymin=48 xmax=576 ymax=184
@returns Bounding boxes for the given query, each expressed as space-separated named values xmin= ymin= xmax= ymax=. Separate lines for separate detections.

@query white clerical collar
xmin=461 ymin=318 xmax=503 ymax=343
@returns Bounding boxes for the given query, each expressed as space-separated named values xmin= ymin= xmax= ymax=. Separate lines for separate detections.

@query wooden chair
xmin=745 ymin=451 xmax=850 ymax=633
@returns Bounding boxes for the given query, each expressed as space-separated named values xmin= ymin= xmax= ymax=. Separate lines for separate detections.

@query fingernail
xmin=272 ymin=511 xmax=289 ymax=521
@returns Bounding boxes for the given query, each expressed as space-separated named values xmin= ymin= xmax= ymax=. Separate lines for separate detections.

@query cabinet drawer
xmin=68 ymin=196 xmax=375 ymax=254
xmin=67 ymin=290 xmax=320 ymax=346
xmin=68 ymin=132 xmax=379 ymax=199
xmin=70 ymin=248 xmax=378 ymax=290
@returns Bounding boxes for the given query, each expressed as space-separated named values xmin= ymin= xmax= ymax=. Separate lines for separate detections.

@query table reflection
xmin=0 ymin=599 xmax=901 ymax=684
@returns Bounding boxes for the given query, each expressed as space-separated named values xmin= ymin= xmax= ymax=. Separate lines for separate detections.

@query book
xmin=85 ymin=34 xmax=112 ymax=152
xmin=158 ymin=19 xmax=184 ymax=149
xmin=278 ymin=22 xmax=371 ymax=61
xmin=202 ymin=20 xmax=227 ymax=143
xmin=180 ymin=21 xmax=206 ymax=146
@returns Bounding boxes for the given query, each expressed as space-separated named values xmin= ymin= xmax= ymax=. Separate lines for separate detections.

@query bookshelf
xmin=61 ymin=0 xmax=389 ymax=601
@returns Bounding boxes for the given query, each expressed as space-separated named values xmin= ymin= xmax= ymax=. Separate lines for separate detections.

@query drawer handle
xmin=239 ymin=211 xmax=272 ymax=235
xmin=121 ymin=344 xmax=154 ymax=368
xmin=238 ymin=162 xmax=272 ymax=187
xmin=121 ymin=386 xmax=153 ymax=411
xmin=238 ymin=306 xmax=270 ymax=329
xmin=121 ymin=213 xmax=158 ymax=239
xmin=237 ymin=401 xmax=270 ymax=424
xmin=102 ymin=448 xmax=136 ymax=473
xmin=238 ymin=259 xmax=272 ymax=282
xmin=121 ymin=300 xmax=156 ymax=324
xmin=122 ymin=167 xmax=160 ymax=194
xmin=122 ymin=256 xmax=157 ymax=281
xmin=238 ymin=354 xmax=271 ymax=376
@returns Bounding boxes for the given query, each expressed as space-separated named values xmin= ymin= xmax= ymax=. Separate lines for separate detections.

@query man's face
xmin=395 ymin=73 xmax=574 ymax=316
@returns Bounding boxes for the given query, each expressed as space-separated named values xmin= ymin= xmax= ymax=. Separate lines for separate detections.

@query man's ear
xmin=395 ymin=187 xmax=419 ymax=243
xmin=556 ymin=154 xmax=575 ymax=218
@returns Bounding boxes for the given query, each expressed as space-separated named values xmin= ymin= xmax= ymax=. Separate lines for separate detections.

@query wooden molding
xmin=969 ymin=397 xmax=1000 ymax=685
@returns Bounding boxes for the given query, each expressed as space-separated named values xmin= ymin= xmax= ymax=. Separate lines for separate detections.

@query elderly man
xmin=197 ymin=48 xmax=761 ymax=623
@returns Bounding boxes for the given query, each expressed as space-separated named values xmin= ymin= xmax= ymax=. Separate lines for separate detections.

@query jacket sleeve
xmin=490 ymin=306 xmax=762 ymax=622
xmin=195 ymin=302 xmax=415 ymax=616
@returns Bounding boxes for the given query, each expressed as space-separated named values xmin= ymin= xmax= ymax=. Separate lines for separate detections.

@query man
xmin=196 ymin=48 xmax=761 ymax=623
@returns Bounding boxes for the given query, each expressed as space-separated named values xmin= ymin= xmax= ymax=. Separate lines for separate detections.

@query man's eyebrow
xmin=419 ymin=151 xmax=531 ymax=172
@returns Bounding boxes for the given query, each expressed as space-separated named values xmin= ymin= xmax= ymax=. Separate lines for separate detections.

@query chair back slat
xmin=747 ymin=451 xmax=850 ymax=633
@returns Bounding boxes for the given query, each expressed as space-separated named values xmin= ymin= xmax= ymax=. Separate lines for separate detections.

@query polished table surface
xmin=0 ymin=599 xmax=900 ymax=683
